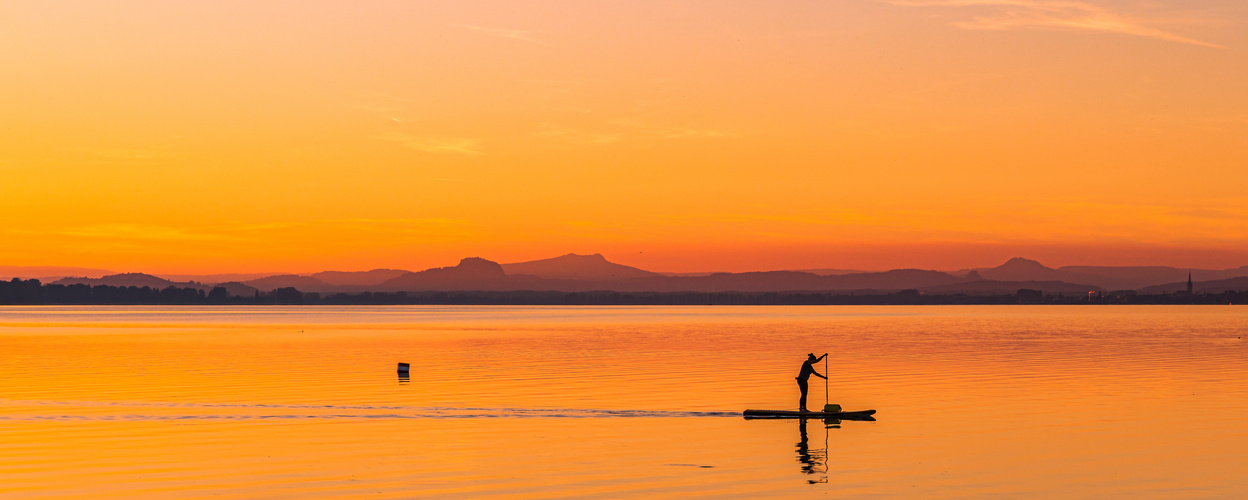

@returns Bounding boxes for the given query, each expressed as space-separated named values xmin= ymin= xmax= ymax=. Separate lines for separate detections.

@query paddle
xmin=823 ymin=354 xmax=840 ymax=413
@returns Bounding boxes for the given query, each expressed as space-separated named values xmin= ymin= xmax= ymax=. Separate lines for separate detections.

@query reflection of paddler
xmin=796 ymin=353 xmax=828 ymax=412
xmin=796 ymin=418 xmax=815 ymax=474
xmin=795 ymin=417 xmax=830 ymax=483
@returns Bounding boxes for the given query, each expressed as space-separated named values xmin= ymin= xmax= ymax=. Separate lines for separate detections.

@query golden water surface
xmin=1 ymin=305 xmax=1246 ymax=498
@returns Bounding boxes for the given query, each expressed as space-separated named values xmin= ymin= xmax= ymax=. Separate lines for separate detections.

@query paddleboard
xmin=742 ymin=409 xmax=876 ymax=420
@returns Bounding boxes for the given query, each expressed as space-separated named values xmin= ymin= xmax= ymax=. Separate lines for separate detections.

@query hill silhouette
xmin=156 ymin=272 xmax=278 ymax=283
xmin=311 ymin=269 xmax=411 ymax=287
xmin=922 ymin=279 xmax=1101 ymax=295
xmin=53 ymin=273 xmax=186 ymax=289
xmin=1058 ymin=265 xmax=1248 ymax=291
xmin=380 ymin=257 xmax=538 ymax=291
xmin=225 ymin=256 xmax=1248 ymax=294
xmin=620 ymin=269 xmax=966 ymax=293
xmin=961 ymin=258 xmax=1248 ymax=291
xmin=377 ymin=261 xmax=969 ymax=293
xmin=977 ymin=258 xmax=1066 ymax=281
xmin=971 ymin=257 xmax=1104 ymax=286
xmin=1139 ymin=276 xmax=1248 ymax=294
xmin=791 ymin=268 xmax=871 ymax=276
xmin=501 ymin=253 xmax=659 ymax=281
xmin=50 ymin=273 xmax=264 ymax=297
xmin=21 ymin=254 xmax=1248 ymax=296
xmin=214 ymin=282 xmax=259 ymax=297
xmin=244 ymin=275 xmax=336 ymax=293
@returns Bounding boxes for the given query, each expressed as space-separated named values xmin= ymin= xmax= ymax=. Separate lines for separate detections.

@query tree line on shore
xmin=2 ymin=278 xmax=1245 ymax=305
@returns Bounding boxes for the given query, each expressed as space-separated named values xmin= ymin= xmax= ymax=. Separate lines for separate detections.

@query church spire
xmin=1187 ymin=272 xmax=1193 ymax=294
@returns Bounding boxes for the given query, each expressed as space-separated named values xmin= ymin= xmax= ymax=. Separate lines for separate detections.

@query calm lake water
xmin=1 ymin=305 xmax=1246 ymax=498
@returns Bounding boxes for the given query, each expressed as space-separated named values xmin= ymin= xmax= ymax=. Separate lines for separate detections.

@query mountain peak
xmin=378 ymin=257 xmax=509 ymax=291
xmin=50 ymin=272 xmax=192 ymax=290
xmin=455 ymin=257 xmax=506 ymax=276
xmin=978 ymin=257 xmax=1061 ymax=282
xmin=558 ymin=253 xmax=607 ymax=260
xmin=1000 ymin=257 xmax=1051 ymax=270
xmin=309 ymin=268 xmax=412 ymax=287
xmin=52 ymin=272 xmax=173 ymax=287
xmin=502 ymin=253 xmax=658 ymax=281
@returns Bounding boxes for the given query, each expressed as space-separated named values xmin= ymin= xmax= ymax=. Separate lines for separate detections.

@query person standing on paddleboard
xmin=797 ymin=353 xmax=828 ymax=412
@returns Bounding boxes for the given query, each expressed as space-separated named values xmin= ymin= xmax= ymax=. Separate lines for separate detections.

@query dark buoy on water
xmin=397 ymin=362 xmax=410 ymax=373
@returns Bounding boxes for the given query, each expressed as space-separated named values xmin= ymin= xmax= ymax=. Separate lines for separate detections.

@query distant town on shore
xmin=3 ymin=254 xmax=1247 ymax=305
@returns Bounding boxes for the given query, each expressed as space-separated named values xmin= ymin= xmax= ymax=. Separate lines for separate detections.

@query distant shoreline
xmin=2 ymin=279 xmax=1243 ymax=306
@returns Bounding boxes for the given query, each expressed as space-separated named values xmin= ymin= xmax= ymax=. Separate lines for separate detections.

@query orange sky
xmin=3 ymin=1 xmax=1247 ymax=273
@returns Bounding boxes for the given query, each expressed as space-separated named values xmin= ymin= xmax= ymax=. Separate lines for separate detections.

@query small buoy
xmin=397 ymin=362 xmax=410 ymax=373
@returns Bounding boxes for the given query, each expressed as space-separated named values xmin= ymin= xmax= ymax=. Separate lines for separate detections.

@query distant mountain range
xmin=501 ymin=253 xmax=659 ymax=281
xmin=1139 ymin=277 xmax=1248 ymax=294
xmin=25 ymin=254 xmax=1248 ymax=297
xmin=960 ymin=257 xmax=1248 ymax=291
xmin=46 ymin=273 xmax=260 ymax=298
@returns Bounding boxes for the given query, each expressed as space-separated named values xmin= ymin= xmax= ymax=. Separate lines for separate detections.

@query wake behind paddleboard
xmin=742 ymin=409 xmax=876 ymax=420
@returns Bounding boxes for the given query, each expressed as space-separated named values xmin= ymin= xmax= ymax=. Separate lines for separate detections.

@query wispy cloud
xmin=457 ymin=24 xmax=547 ymax=45
xmin=887 ymin=0 xmax=1225 ymax=48
xmin=379 ymin=133 xmax=484 ymax=155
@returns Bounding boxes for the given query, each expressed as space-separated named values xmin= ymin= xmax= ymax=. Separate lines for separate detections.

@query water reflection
xmin=398 ymin=373 xmax=410 ymax=384
xmin=796 ymin=417 xmax=836 ymax=483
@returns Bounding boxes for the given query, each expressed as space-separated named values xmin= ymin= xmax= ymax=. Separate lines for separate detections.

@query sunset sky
xmin=3 ymin=1 xmax=1247 ymax=274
